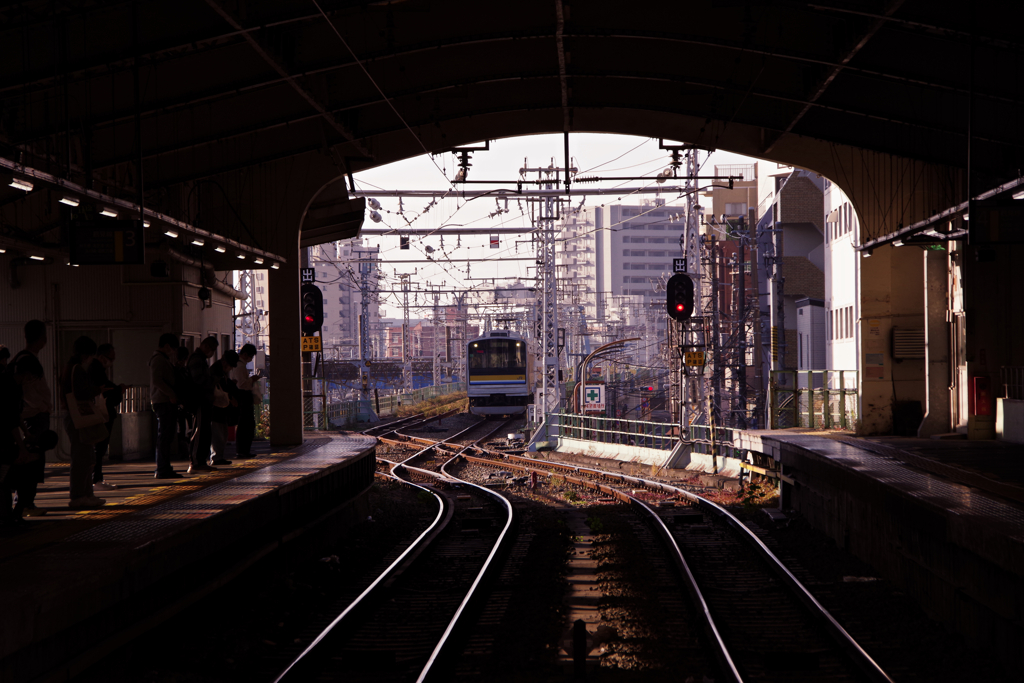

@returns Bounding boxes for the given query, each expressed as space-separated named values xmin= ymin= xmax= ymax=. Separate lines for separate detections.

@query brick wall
xmin=780 ymin=175 xmax=825 ymax=234
xmin=782 ymin=256 xmax=824 ymax=299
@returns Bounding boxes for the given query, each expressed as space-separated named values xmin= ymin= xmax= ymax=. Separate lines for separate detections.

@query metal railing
xmin=687 ymin=423 xmax=743 ymax=460
xmin=375 ymin=381 xmax=466 ymax=417
xmin=1001 ymin=366 xmax=1024 ymax=400
xmin=552 ymin=413 xmax=676 ymax=451
xmin=301 ymin=379 xmax=468 ymax=430
xmin=121 ymin=386 xmax=150 ymax=412
xmin=770 ymin=370 xmax=858 ymax=430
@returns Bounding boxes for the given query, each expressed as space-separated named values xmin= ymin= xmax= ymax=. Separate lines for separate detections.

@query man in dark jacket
xmin=186 ymin=336 xmax=219 ymax=474
xmin=150 ymin=333 xmax=181 ymax=479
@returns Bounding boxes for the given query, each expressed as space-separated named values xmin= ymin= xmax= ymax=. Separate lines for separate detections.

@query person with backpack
xmin=150 ymin=333 xmax=182 ymax=479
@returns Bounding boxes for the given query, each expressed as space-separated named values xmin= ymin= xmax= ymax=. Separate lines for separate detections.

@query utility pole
xmin=399 ymin=272 xmax=413 ymax=392
xmin=709 ymin=234 xmax=722 ymax=427
xmin=432 ymin=289 xmax=440 ymax=387
xmin=358 ymin=258 xmax=372 ymax=398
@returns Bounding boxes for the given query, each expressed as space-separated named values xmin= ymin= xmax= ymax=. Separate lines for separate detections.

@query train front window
xmin=469 ymin=339 xmax=526 ymax=370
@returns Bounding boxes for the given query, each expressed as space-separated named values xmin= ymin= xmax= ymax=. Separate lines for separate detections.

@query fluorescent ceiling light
xmin=164 ymin=230 xmax=178 ymax=238
xmin=893 ymin=239 xmax=905 ymax=247
xmin=254 ymin=258 xmax=264 ymax=265
xmin=1013 ymin=190 xmax=1024 ymax=200
xmin=100 ymin=208 xmax=118 ymax=218
xmin=237 ymin=254 xmax=246 ymax=260
xmin=191 ymin=238 xmax=205 ymax=246
xmin=270 ymin=263 xmax=280 ymax=269
xmin=9 ymin=178 xmax=33 ymax=192
xmin=0 ymin=248 xmax=6 ymax=254
xmin=143 ymin=220 xmax=151 ymax=228
xmin=962 ymin=212 xmax=969 ymax=221
xmin=29 ymin=255 xmax=45 ymax=261
xmin=214 ymin=246 xmax=226 ymax=253
xmin=59 ymin=196 xmax=80 ymax=207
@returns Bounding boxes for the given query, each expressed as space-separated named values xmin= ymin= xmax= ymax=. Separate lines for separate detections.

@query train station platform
xmin=737 ymin=429 xmax=1024 ymax=677
xmin=0 ymin=433 xmax=376 ymax=683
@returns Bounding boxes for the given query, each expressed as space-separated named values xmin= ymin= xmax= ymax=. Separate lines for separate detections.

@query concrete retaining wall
xmin=772 ymin=436 xmax=1024 ymax=679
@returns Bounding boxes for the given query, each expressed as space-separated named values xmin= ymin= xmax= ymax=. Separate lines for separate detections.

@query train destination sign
xmin=69 ymin=220 xmax=145 ymax=265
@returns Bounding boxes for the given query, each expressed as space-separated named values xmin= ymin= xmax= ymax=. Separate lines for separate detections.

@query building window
xmin=725 ymin=202 xmax=747 ymax=216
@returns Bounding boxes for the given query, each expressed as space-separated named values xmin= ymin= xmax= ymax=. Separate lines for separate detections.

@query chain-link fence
xmin=770 ymin=370 xmax=857 ymax=430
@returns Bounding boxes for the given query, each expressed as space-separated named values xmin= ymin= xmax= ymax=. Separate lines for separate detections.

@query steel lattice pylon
xmin=539 ymin=193 xmax=561 ymax=415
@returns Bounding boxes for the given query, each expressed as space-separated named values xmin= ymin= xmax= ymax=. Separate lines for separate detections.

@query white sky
xmin=351 ymin=133 xmax=758 ymax=318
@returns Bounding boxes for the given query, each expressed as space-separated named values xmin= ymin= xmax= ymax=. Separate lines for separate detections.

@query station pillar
xmin=268 ymin=255 xmax=303 ymax=446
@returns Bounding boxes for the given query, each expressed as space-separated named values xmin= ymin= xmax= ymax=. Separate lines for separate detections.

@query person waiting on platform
xmin=9 ymin=320 xmax=53 ymax=518
xmin=230 ymin=344 xmax=263 ymax=459
xmin=61 ymin=336 xmax=106 ymax=509
xmin=209 ymin=349 xmax=239 ymax=467
xmin=150 ymin=333 xmax=182 ymax=479
xmin=1 ymin=357 xmax=31 ymax=530
xmin=186 ymin=336 xmax=219 ymax=474
xmin=174 ymin=345 xmax=192 ymax=461
xmin=89 ymin=343 xmax=126 ymax=490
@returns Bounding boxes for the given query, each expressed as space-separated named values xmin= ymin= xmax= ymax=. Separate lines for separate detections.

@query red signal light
xmin=676 ymin=304 xmax=685 ymax=311
xmin=304 ymin=315 xmax=315 ymax=323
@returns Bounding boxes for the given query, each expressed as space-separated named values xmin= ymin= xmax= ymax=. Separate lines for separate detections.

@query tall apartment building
xmin=559 ymin=200 xmax=684 ymax=353
xmin=823 ymin=178 xmax=861 ymax=374
xmin=307 ymin=238 xmax=382 ymax=360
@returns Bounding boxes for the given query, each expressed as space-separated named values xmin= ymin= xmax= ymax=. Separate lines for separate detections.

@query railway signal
xmin=666 ymin=273 xmax=694 ymax=321
xmin=300 ymin=283 xmax=323 ymax=335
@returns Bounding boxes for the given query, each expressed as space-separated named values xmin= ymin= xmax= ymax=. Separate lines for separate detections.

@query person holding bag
xmin=61 ymin=336 xmax=106 ymax=509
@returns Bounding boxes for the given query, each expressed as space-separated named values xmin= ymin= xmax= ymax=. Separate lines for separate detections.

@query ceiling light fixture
xmin=191 ymin=238 xmax=205 ymax=246
xmin=59 ymin=196 xmax=80 ymax=207
xmin=164 ymin=230 xmax=178 ymax=238
xmin=143 ymin=220 xmax=151 ymax=228
xmin=214 ymin=246 xmax=226 ymax=253
xmin=254 ymin=257 xmax=264 ymax=265
xmin=0 ymin=248 xmax=6 ymax=254
xmin=1013 ymin=190 xmax=1024 ymax=200
xmin=29 ymin=255 xmax=45 ymax=261
xmin=237 ymin=253 xmax=246 ymax=260
xmin=271 ymin=263 xmax=280 ymax=270
xmin=9 ymin=178 xmax=33 ymax=192
xmin=100 ymin=208 xmax=118 ymax=218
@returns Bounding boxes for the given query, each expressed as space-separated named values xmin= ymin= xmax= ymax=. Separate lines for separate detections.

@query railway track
xmin=450 ymin=448 xmax=894 ymax=683
xmin=273 ymin=417 xmax=515 ymax=683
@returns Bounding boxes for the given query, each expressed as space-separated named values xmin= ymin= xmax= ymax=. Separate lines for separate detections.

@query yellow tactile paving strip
xmin=1 ymin=440 xmax=307 ymax=562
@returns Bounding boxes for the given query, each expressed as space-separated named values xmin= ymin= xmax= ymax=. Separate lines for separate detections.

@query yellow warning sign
xmin=301 ymin=335 xmax=322 ymax=353
xmin=684 ymin=351 xmax=705 ymax=367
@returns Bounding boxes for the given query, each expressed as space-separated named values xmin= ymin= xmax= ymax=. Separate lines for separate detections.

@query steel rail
xmin=273 ymin=473 xmax=450 ymax=682
xmin=413 ymin=448 xmax=516 ymax=682
xmin=463 ymin=450 xmax=895 ymax=683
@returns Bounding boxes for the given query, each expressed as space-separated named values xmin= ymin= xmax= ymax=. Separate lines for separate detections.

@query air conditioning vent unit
xmin=892 ymin=328 xmax=925 ymax=359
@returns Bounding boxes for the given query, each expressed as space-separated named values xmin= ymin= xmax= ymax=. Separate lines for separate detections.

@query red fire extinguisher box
xmin=970 ymin=376 xmax=993 ymax=416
